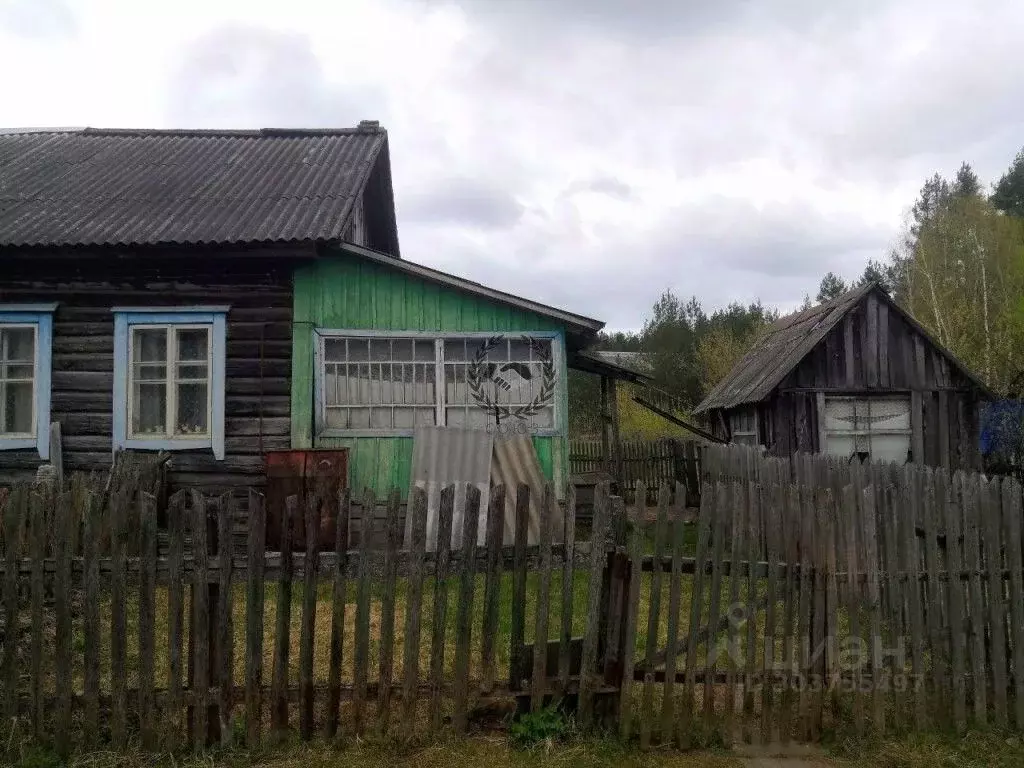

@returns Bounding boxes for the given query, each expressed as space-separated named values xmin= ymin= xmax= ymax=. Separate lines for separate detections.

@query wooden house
xmin=693 ymin=283 xmax=994 ymax=470
xmin=0 ymin=124 xmax=637 ymax=508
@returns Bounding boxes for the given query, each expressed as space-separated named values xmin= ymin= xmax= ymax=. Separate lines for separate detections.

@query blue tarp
xmin=980 ymin=400 xmax=1024 ymax=456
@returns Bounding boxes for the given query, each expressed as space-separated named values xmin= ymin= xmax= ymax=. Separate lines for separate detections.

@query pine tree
xmin=991 ymin=148 xmax=1024 ymax=217
xmin=952 ymin=161 xmax=981 ymax=198
xmin=816 ymin=272 xmax=848 ymax=303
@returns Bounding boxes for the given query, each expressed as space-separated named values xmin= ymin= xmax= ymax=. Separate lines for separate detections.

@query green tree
xmin=816 ymin=272 xmax=848 ymax=303
xmin=992 ymin=148 xmax=1024 ymax=217
xmin=952 ymin=161 xmax=982 ymax=198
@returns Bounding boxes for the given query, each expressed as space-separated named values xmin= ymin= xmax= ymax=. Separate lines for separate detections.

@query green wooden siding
xmin=291 ymin=253 xmax=570 ymax=496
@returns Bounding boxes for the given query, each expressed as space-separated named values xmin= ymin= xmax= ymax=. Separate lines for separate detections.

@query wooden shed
xmin=693 ymin=283 xmax=995 ymax=470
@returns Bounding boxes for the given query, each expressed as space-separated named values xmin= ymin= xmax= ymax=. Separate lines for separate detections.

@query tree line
xmin=570 ymin=147 xmax=1024 ymax=438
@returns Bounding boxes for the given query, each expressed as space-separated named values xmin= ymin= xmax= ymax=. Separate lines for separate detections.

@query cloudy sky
xmin=3 ymin=0 xmax=1023 ymax=330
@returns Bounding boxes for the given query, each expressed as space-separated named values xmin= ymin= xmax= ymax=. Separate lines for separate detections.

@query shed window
xmin=823 ymin=396 xmax=911 ymax=463
xmin=729 ymin=407 xmax=758 ymax=446
xmin=0 ymin=305 xmax=56 ymax=458
xmin=316 ymin=331 xmax=561 ymax=436
xmin=113 ymin=308 xmax=227 ymax=459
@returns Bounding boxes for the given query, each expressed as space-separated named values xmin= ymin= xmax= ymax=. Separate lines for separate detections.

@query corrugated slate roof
xmin=0 ymin=125 xmax=388 ymax=248
xmin=694 ymin=283 xmax=874 ymax=413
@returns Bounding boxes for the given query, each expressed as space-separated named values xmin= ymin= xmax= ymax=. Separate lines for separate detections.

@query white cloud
xmin=2 ymin=0 xmax=1024 ymax=330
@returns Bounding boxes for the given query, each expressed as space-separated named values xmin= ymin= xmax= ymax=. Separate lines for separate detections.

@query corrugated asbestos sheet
xmin=405 ymin=427 xmax=561 ymax=551
xmin=491 ymin=434 xmax=564 ymax=547
xmin=406 ymin=426 xmax=494 ymax=551
xmin=0 ymin=126 xmax=386 ymax=247
xmin=694 ymin=283 xmax=875 ymax=413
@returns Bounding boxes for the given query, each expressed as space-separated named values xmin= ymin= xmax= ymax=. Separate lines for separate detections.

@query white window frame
xmin=126 ymin=323 xmax=214 ymax=441
xmin=113 ymin=307 xmax=228 ymax=459
xmin=820 ymin=394 xmax=912 ymax=463
xmin=0 ymin=304 xmax=56 ymax=458
xmin=313 ymin=329 xmax=565 ymax=438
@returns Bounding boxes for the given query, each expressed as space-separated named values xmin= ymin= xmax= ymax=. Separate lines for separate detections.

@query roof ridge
xmin=0 ymin=123 xmax=386 ymax=138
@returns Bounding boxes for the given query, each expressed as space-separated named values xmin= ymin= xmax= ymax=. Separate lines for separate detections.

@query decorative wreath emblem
xmin=466 ymin=335 xmax=556 ymax=422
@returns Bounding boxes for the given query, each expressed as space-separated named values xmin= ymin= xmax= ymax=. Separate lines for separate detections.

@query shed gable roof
xmin=694 ymin=283 xmax=993 ymax=413
xmin=0 ymin=124 xmax=396 ymax=250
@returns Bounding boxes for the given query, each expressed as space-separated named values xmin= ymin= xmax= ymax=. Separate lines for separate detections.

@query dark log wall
xmin=0 ymin=246 xmax=304 ymax=495
xmin=712 ymin=291 xmax=986 ymax=471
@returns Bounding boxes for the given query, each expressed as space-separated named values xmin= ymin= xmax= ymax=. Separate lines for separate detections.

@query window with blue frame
xmin=0 ymin=304 xmax=56 ymax=458
xmin=113 ymin=307 xmax=227 ymax=459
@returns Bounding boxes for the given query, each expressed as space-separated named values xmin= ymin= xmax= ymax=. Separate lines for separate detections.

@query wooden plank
xmin=618 ymin=489 xmax=646 ymax=741
xmin=840 ymin=484 xmax=863 ymax=736
xmin=300 ymin=490 xmax=322 ymax=740
xmin=899 ymin=477 xmax=927 ymax=731
xmin=108 ymin=490 xmax=128 ymax=747
xmin=911 ymin=391 xmax=924 ymax=464
xmin=660 ymin=494 xmax=687 ymax=745
xmin=53 ymin=489 xmax=74 ymax=759
xmin=558 ymin=483 xmax=577 ymax=699
xmin=352 ymin=489 xmax=374 ymax=735
xmin=401 ymin=486 xmax=429 ymax=737
xmin=376 ymin=489 xmax=401 ymax=734
xmin=167 ymin=493 xmax=186 ymax=748
xmin=509 ymin=484 xmax=530 ymax=692
xmin=29 ymin=490 xmax=46 ymax=741
xmin=246 ymin=491 xmax=267 ymax=747
xmin=961 ymin=474 xmax=988 ymax=724
xmin=679 ymin=482 xmax=713 ymax=747
xmin=1002 ymin=478 xmax=1024 ymax=729
xmin=877 ymin=483 xmax=903 ymax=734
xmin=779 ymin=484 xmax=800 ymax=745
xmin=878 ymin=300 xmax=889 ymax=386
xmin=744 ymin=482 xmax=762 ymax=742
xmin=810 ymin=489 xmax=827 ymax=741
xmin=191 ymin=492 xmax=211 ymax=751
xmin=579 ymin=480 xmax=610 ymax=728
xmin=452 ymin=484 xmax=481 ymax=733
xmin=429 ymin=485 xmax=455 ymax=731
xmin=865 ymin=293 xmax=879 ymax=387
xmin=982 ymin=478 xmax=1008 ymax=726
xmin=80 ymin=487 xmax=100 ymax=745
xmin=724 ymin=483 xmax=749 ymax=741
xmin=138 ymin=492 xmax=158 ymax=750
xmin=938 ymin=391 xmax=950 ymax=470
xmin=760 ymin=484 xmax=782 ymax=744
xmin=945 ymin=472 xmax=968 ymax=731
xmin=641 ymin=483 xmax=669 ymax=748
xmin=704 ymin=483 xmax=729 ymax=720
xmin=531 ymin=485 xmax=556 ymax=713
xmin=480 ymin=484 xmax=506 ymax=695
xmin=844 ymin=313 xmax=856 ymax=386
xmin=218 ymin=494 xmax=236 ymax=746
xmin=863 ymin=485 xmax=885 ymax=735
xmin=921 ymin=470 xmax=947 ymax=727
xmin=796 ymin=484 xmax=815 ymax=741
xmin=1 ymin=488 xmax=25 ymax=729
xmin=271 ymin=494 xmax=295 ymax=738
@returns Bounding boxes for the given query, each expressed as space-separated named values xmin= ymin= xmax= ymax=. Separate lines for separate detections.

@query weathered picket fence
xmin=0 ymin=477 xmax=627 ymax=757
xmin=7 ymin=448 xmax=1024 ymax=757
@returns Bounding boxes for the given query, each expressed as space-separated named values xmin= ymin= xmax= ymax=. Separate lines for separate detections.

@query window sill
xmin=0 ymin=437 xmax=40 ymax=453
xmin=118 ymin=437 xmax=222 ymax=460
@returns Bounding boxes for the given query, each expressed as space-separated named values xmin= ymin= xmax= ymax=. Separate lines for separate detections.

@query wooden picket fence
xmin=7 ymin=446 xmax=1024 ymax=756
xmin=0 ymin=477 xmax=626 ymax=758
xmin=569 ymin=438 xmax=700 ymax=502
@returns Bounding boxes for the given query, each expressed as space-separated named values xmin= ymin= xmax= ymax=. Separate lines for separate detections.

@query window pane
xmin=176 ymin=382 xmax=209 ymax=435
xmin=348 ymin=339 xmax=369 ymax=361
xmin=3 ymin=381 xmax=32 ymax=434
xmin=325 ymin=408 xmax=349 ymax=429
xmin=370 ymin=407 xmax=393 ymax=429
xmin=135 ymin=364 xmax=167 ymax=381
xmin=443 ymin=339 xmax=468 ymax=361
xmin=369 ymin=339 xmax=393 ymax=361
xmin=2 ymin=328 xmax=34 ymax=364
xmin=4 ymin=364 xmax=33 ymax=381
xmin=133 ymin=328 xmax=167 ymax=363
xmin=348 ymin=407 xmax=371 ymax=429
xmin=177 ymin=328 xmax=209 ymax=361
xmin=177 ymin=363 xmax=208 ymax=381
xmin=324 ymin=338 xmax=346 ymax=362
xmin=132 ymin=382 xmax=166 ymax=435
